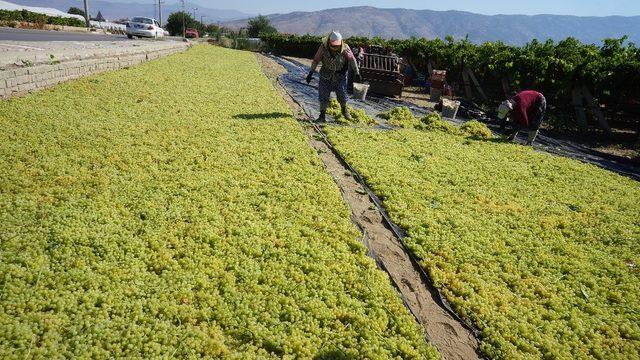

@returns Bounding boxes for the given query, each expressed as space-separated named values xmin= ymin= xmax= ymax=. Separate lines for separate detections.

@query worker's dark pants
xmin=507 ymin=96 xmax=547 ymax=144
xmin=318 ymin=72 xmax=348 ymax=112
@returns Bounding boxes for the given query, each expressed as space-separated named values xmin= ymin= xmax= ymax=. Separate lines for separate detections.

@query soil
xmin=258 ymin=52 xmax=481 ymax=360
xmin=594 ymin=144 xmax=639 ymax=161
xmin=283 ymin=56 xmax=311 ymax=68
xmin=304 ymin=127 xmax=481 ymax=360
xmin=571 ymin=128 xmax=639 ymax=161
xmin=401 ymin=86 xmax=439 ymax=109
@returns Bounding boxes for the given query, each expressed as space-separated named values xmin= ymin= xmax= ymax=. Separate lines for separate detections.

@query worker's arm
xmin=306 ymin=46 xmax=323 ymax=83
xmin=309 ymin=46 xmax=324 ymax=73
xmin=344 ymin=45 xmax=362 ymax=81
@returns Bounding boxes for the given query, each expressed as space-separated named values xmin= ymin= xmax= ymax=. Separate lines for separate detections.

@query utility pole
xmin=83 ymin=0 xmax=90 ymax=28
xmin=193 ymin=8 xmax=198 ymax=21
xmin=158 ymin=0 xmax=164 ymax=27
xmin=181 ymin=0 xmax=185 ymax=39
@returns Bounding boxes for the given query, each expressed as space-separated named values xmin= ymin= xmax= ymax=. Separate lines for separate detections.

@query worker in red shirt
xmin=497 ymin=90 xmax=547 ymax=145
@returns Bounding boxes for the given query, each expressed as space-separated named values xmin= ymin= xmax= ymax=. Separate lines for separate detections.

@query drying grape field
xmin=326 ymin=126 xmax=640 ymax=359
xmin=1 ymin=43 xmax=639 ymax=360
xmin=0 ymin=46 xmax=438 ymax=358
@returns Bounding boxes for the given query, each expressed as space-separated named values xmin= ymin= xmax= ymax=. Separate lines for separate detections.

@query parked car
xmin=185 ymin=28 xmax=199 ymax=38
xmin=126 ymin=17 xmax=165 ymax=39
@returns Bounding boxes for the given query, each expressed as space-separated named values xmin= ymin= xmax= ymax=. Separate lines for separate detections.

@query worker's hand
xmin=305 ymin=72 xmax=314 ymax=84
xmin=355 ymin=73 xmax=363 ymax=82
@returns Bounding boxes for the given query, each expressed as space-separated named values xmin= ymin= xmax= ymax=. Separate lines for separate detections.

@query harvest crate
xmin=359 ymin=53 xmax=404 ymax=97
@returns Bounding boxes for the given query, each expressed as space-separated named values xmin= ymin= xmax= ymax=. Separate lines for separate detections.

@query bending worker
xmin=306 ymin=31 xmax=362 ymax=122
xmin=498 ymin=90 xmax=547 ymax=145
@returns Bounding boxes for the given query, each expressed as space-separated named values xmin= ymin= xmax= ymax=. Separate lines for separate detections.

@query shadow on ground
xmin=232 ymin=112 xmax=291 ymax=120
xmin=313 ymin=350 xmax=356 ymax=360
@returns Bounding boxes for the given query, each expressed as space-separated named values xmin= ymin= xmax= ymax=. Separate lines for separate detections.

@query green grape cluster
xmin=326 ymin=126 xmax=640 ymax=359
xmin=327 ymin=99 xmax=377 ymax=125
xmin=415 ymin=112 xmax=459 ymax=134
xmin=459 ymin=120 xmax=493 ymax=139
xmin=378 ymin=107 xmax=493 ymax=140
xmin=378 ymin=107 xmax=420 ymax=128
xmin=0 ymin=46 xmax=438 ymax=359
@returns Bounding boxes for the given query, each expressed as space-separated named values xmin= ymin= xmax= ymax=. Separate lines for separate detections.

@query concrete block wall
xmin=0 ymin=42 xmax=190 ymax=99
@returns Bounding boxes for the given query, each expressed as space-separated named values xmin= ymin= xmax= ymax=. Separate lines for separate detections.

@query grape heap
xmin=326 ymin=99 xmax=377 ymax=125
xmin=459 ymin=120 xmax=493 ymax=139
xmin=378 ymin=107 xmax=421 ymax=129
xmin=379 ymin=108 xmax=493 ymax=140
xmin=327 ymin=126 xmax=640 ymax=359
xmin=0 ymin=46 xmax=438 ymax=359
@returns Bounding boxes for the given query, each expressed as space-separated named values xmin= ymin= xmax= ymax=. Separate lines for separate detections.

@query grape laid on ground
xmin=0 ymin=45 xmax=438 ymax=359
xmin=326 ymin=126 xmax=640 ymax=359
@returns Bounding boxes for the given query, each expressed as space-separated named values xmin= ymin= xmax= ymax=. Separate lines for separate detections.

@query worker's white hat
xmin=497 ymin=100 xmax=513 ymax=120
xmin=329 ymin=31 xmax=343 ymax=46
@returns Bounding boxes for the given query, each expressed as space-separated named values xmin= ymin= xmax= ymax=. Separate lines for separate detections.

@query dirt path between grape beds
xmin=256 ymin=53 xmax=480 ymax=360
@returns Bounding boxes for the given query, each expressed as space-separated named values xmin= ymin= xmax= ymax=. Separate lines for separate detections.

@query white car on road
xmin=126 ymin=17 xmax=165 ymax=39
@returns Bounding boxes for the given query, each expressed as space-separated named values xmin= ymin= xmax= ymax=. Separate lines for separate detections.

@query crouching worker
xmin=498 ymin=90 xmax=547 ymax=145
xmin=305 ymin=31 xmax=362 ymax=122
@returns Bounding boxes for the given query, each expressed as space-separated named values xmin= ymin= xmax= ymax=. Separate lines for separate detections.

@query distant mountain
xmin=223 ymin=6 xmax=640 ymax=45
xmin=11 ymin=0 xmax=253 ymax=23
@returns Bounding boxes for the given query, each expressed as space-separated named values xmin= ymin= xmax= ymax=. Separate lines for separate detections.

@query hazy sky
xmin=102 ymin=0 xmax=640 ymax=16
xmin=177 ymin=0 xmax=639 ymax=16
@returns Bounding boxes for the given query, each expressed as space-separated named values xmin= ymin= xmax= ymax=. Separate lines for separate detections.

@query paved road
xmin=0 ymin=27 xmax=129 ymax=42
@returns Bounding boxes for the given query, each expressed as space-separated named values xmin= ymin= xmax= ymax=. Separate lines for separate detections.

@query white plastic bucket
xmin=441 ymin=98 xmax=461 ymax=119
xmin=353 ymin=82 xmax=370 ymax=101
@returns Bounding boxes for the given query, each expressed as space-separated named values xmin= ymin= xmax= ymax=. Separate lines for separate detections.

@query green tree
xmin=165 ymin=11 xmax=197 ymax=36
xmin=202 ymin=24 xmax=222 ymax=38
xmin=247 ymin=15 xmax=276 ymax=38
xmin=67 ymin=7 xmax=85 ymax=17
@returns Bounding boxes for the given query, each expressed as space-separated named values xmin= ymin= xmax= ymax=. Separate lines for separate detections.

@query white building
xmin=0 ymin=1 xmax=126 ymax=32
xmin=0 ymin=1 xmax=85 ymax=21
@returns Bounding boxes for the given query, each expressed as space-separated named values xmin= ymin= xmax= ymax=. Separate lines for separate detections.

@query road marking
xmin=0 ymin=44 xmax=45 ymax=50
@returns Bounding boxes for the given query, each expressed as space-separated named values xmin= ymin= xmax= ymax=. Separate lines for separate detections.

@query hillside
xmin=224 ymin=6 xmax=640 ymax=45
xmin=11 ymin=0 xmax=253 ymax=23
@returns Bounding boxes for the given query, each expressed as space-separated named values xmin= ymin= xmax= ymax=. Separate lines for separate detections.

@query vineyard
xmin=0 ymin=46 xmax=438 ymax=358
xmin=326 ymin=125 xmax=640 ymax=358
xmin=262 ymin=33 xmax=640 ymax=131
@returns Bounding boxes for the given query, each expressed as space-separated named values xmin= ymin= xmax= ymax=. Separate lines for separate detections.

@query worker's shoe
xmin=317 ymin=111 xmax=326 ymax=122
xmin=341 ymin=106 xmax=352 ymax=121
xmin=527 ymin=130 xmax=539 ymax=145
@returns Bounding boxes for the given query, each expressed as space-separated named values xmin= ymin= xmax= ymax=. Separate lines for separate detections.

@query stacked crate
xmin=430 ymin=70 xmax=447 ymax=101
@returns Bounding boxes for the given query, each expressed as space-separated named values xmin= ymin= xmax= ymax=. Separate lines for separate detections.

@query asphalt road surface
xmin=0 ymin=27 xmax=129 ymax=42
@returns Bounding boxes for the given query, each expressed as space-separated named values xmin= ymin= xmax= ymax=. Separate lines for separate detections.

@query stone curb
xmin=0 ymin=41 xmax=191 ymax=99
